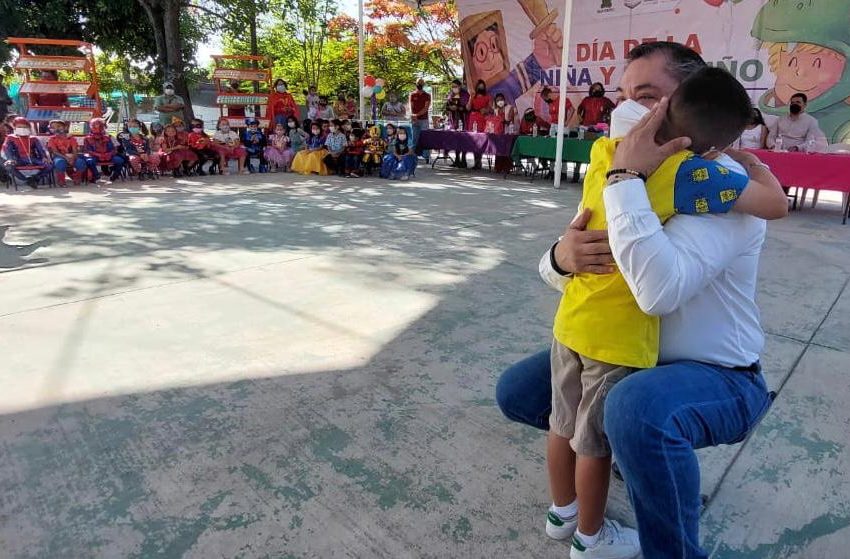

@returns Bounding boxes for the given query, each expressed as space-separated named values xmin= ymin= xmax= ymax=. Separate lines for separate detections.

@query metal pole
xmin=358 ymin=0 xmax=366 ymax=121
xmin=553 ymin=0 xmax=574 ymax=189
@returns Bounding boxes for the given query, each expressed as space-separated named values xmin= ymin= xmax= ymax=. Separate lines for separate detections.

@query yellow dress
xmin=553 ymin=138 xmax=748 ymax=368
xmin=291 ymin=147 xmax=329 ymax=175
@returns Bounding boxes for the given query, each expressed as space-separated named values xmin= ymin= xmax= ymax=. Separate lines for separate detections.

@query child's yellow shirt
xmin=552 ymin=138 xmax=748 ymax=368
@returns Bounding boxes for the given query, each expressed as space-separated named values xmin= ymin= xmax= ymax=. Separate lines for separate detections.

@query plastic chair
xmin=9 ymin=165 xmax=55 ymax=190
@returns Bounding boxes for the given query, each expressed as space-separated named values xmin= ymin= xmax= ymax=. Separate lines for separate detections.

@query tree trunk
xmin=137 ymin=0 xmax=194 ymax=122
xmin=121 ymin=65 xmax=139 ymax=118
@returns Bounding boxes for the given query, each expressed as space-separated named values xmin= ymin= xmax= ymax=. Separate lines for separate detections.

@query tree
xmin=277 ymin=0 xmax=337 ymax=88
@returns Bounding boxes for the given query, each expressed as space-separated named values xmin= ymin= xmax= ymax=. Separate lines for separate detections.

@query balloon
xmin=361 ymin=85 xmax=374 ymax=97
xmin=375 ymin=78 xmax=385 ymax=87
xmin=365 ymin=75 xmax=376 ymax=87
xmin=373 ymin=84 xmax=383 ymax=94
xmin=376 ymin=90 xmax=386 ymax=100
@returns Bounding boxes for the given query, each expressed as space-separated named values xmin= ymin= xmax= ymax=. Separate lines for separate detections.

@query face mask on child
xmin=276 ymin=85 xmax=287 ymax=93
xmin=609 ymin=99 xmax=651 ymax=139
xmin=288 ymin=122 xmax=296 ymax=128
xmin=312 ymin=129 xmax=320 ymax=135
xmin=129 ymin=127 xmax=141 ymax=135
xmin=192 ymin=127 xmax=203 ymax=133
xmin=220 ymin=125 xmax=230 ymax=132
xmin=15 ymin=127 xmax=30 ymax=136
xmin=398 ymin=134 xmax=407 ymax=141
xmin=164 ymin=88 xmax=175 ymax=95
xmin=54 ymin=128 xmax=66 ymax=136
xmin=330 ymin=126 xmax=338 ymax=133
xmin=496 ymin=100 xmax=505 ymax=107
xmin=452 ymin=87 xmax=460 ymax=94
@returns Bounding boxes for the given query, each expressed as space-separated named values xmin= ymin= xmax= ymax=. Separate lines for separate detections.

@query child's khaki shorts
xmin=550 ymin=338 xmax=635 ymax=457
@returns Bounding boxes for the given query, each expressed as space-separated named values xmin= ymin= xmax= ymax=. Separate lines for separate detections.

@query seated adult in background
xmin=519 ymin=107 xmax=550 ymax=136
xmin=315 ymin=96 xmax=335 ymax=120
xmin=381 ymin=92 xmax=406 ymax=120
xmin=766 ymin=93 xmax=823 ymax=151
xmin=154 ymin=82 xmax=186 ymax=126
xmin=496 ymin=41 xmax=778 ymax=559
xmin=577 ymin=82 xmax=615 ymax=126
xmin=32 ymin=70 xmax=69 ymax=108
xmin=735 ymin=107 xmax=768 ymax=149
xmin=541 ymin=86 xmax=574 ymax=127
xmin=223 ymin=80 xmax=247 ymax=119
xmin=268 ymin=79 xmax=299 ymax=127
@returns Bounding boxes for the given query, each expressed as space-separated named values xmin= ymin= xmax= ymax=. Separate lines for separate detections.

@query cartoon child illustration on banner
xmin=460 ymin=0 xmax=563 ymax=109
xmin=751 ymin=0 xmax=850 ymax=143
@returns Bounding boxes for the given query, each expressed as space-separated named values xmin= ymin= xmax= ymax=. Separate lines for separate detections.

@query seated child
xmin=84 ymin=117 xmax=124 ymax=182
xmin=2 ymin=117 xmax=52 ymax=188
xmin=291 ymin=121 xmax=328 ymax=175
xmin=362 ymin=126 xmax=386 ymax=175
xmin=544 ymin=66 xmax=788 ymax=557
xmin=187 ymin=118 xmax=221 ymax=175
xmin=211 ymin=118 xmax=246 ymax=175
xmin=264 ymin=122 xmax=292 ymax=172
xmin=47 ymin=119 xmax=90 ymax=186
xmin=241 ymin=118 xmax=268 ymax=173
xmin=322 ymin=119 xmax=348 ymax=176
xmin=158 ymin=123 xmax=197 ymax=178
xmin=120 ymin=119 xmax=160 ymax=179
xmin=286 ymin=116 xmax=308 ymax=166
xmin=344 ymin=128 xmax=365 ymax=177
xmin=380 ymin=126 xmax=416 ymax=180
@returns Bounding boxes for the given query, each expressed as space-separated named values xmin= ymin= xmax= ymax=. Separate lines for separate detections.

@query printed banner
xmin=455 ymin=0 xmax=850 ymax=142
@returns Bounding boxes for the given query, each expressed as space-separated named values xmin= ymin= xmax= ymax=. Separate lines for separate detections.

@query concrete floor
xmin=0 ymin=168 xmax=848 ymax=558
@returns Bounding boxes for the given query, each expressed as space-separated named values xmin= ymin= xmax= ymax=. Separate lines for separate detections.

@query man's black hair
xmin=664 ymin=66 xmax=752 ymax=153
xmin=627 ymin=41 xmax=706 ymax=82
xmin=790 ymin=92 xmax=808 ymax=104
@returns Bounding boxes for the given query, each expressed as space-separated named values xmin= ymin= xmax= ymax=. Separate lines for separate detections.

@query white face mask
xmin=276 ymin=85 xmax=286 ymax=93
xmin=164 ymin=88 xmax=175 ymax=95
xmin=15 ymin=127 xmax=30 ymax=136
xmin=609 ymin=99 xmax=651 ymax=139
xmin=220 ymin=125 xmax=230 ymax=132
xmin=496 ymin=100 xmax=505 ymax=107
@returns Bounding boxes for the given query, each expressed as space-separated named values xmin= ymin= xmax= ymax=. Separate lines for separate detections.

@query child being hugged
xmin=47 ymin=119 xmax=89 ymax=186
xmin=542 ymin=67 xmax=788 ymax=558
xmin=264 ymin=122 xmax=292 ymax=172
xmin=241 ymin=118 xmax=268 ymax=173
xmin=84 ymin=117 xmax=124 ymax=182
xmin=120 ymin=119 xmax=160 ymax=179
xmin=187 ymin=118 xmax=221 ymax=176
xmin=344 ymin=128 xmax=365 ymax=177
xmin=211 ymin=117 xmax=247 ymax=175
xmin=291 ymin=121 xmax=329 ymax=175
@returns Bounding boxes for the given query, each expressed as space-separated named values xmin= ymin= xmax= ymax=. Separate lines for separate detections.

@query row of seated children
xmin=290 ymin=119 xmax=417 ymax=180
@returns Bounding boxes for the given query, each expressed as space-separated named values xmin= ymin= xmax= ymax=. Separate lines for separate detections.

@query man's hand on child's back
xmin=553 ymin=209 xmax=616 ymax=275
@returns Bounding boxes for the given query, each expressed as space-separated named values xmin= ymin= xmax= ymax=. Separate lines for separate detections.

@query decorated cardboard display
xmin=212 ymin=55 xmax=272 ymax=130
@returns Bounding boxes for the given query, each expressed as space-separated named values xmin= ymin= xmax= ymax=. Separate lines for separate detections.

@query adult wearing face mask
xmin=496 ymin=42 xmax=780 ymax=559
xmin=381 ymin=92 xmax=406 ymax=120
xmin=766 ymin=93 xmax=824 ymax=151
xmin=154 ymin=82 xmax=186 ymax=126
xmin=268 ymin=79 xmax=299 ymax=127
xmin=409 ymin=78 xmax=431 ymax=161
xmin=577 ymin=82 xmax=615 ymax=126
xmin=2 ymin=117 xmax=52 ymax=188
xmin=444 ymin=79 xmax=469 ymax=131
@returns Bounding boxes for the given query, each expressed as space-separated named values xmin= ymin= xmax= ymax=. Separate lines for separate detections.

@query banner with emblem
xmin=455 ymin=0 xmax=850 ymax=142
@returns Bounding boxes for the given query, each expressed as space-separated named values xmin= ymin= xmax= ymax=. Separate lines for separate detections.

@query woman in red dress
xmin=466 ymin=80 xmax=493 ymax=170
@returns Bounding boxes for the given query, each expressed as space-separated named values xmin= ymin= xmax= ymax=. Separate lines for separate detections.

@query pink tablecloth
xmin=748 ymin=149 xmax=850 ymax=193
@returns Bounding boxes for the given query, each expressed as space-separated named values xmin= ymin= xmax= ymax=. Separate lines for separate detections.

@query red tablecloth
xmin=748 ymin=149 xmax=850 ymax=193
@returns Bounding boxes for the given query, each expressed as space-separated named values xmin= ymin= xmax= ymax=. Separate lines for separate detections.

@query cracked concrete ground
xmin=1 ymin=168 xmax=848 ymax=558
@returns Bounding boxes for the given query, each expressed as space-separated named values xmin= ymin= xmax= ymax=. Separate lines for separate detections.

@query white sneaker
xmin=545 ymin=508 xmax=578 ymax=540
xmin=570 ymin=519 xmax=641 ymax=559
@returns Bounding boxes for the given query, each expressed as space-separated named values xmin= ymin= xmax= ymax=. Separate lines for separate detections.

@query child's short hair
xmin=331 ymin=119 xmax=342 ymax=127
xmin=664 ymin=67 xmax=752 ymax=154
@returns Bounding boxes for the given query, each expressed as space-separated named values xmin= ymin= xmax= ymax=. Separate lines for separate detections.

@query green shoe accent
xmin=571 ymin=535 xmax=587 ymax=552
xmin=547 ymin=511 xmax=565 ymax=526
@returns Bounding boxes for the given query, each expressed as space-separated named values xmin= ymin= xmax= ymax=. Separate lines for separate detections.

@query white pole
xmin=553 ymin=0 xmax=573 ymax=189
xmin=358 ymin=0 xmax=366 ymax=121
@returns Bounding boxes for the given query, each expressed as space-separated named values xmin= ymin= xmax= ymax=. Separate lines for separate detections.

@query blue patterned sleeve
xmin=673 ymin=155 xmax=749 ymax=215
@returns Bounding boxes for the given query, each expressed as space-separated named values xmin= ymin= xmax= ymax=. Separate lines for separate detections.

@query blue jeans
xmin=496 ymin=350 xmax=772 ymax=559
xmin=53 ymin=156 xmax=88 ymax=174
xmin=411 ymin=118 xmax=429 ymax=159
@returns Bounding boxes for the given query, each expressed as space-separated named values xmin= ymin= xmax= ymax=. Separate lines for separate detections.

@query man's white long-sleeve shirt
xmin=541 ymin=178 xmax=766 ymax=369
